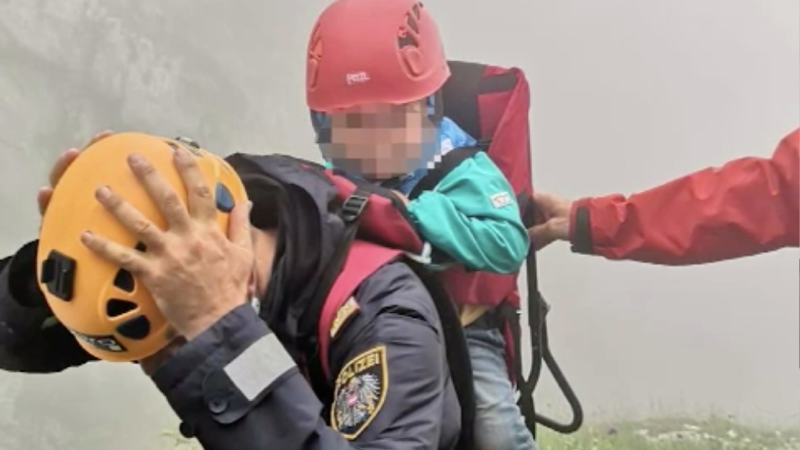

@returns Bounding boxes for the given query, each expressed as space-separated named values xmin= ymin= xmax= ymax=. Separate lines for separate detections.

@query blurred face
xmin=322 ymin=100 xmax=437 ymax=180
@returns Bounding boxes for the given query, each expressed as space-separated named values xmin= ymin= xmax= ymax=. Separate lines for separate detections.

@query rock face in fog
xmin=0 ymin=0 xmax=316 ymax=231
xmin=0 ymin=1 xmax=314 ymax=449
xmin=0 ymin=0 xmax=260 ymax=159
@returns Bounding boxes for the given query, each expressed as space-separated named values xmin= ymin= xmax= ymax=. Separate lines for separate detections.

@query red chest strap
xmin=317 ymin=240 xmax=402 ymax=379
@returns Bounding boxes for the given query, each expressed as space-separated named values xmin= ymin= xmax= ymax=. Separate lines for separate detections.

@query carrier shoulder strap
xmin=404 ymin=261 xmax=476 ymax=450
xmin=317 ymin=244 xmax=476 ymax=450
xmin=317 ymin=240 xmax=402 ymax=379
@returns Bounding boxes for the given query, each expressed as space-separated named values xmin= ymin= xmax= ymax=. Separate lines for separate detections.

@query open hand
xmin=80 ymin=146 xmax=254 ymax=340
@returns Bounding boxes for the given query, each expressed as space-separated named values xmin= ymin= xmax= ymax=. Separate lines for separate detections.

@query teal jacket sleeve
xmin=406 ymin=151 xmax=529 ymax=273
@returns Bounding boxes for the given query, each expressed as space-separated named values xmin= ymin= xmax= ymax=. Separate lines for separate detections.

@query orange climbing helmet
xmin=305 ymin=0 xmax=450 ymax=111
xmin=36 ymin=132 xmax=248 ymax=362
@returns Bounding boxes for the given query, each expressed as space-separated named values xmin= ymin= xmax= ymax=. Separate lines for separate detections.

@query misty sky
xmin=0 ymin=1 xmax=797 ymax=449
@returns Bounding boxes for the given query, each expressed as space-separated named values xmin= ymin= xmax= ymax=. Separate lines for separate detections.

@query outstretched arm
xmin=560 ymin=129 xmax=799 ymax=265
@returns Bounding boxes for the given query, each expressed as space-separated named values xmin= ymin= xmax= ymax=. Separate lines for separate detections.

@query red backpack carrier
xmin=317 ymin=61 xmax=583 ymax=438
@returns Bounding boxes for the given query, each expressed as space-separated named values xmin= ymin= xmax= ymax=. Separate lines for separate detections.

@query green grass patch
xmin=538 ymin=416 xmax=798 ymax=450
xmin=162 ymin=416 xmax=798 ymax=449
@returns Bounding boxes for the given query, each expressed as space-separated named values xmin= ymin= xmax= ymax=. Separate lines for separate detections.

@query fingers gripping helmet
xmin=36 ymin=132 xmax=248 ymax=362
xmin=305 ymin=0 xmax=450 ymax=111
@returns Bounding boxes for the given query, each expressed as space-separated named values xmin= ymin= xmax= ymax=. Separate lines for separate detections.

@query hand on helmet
xmin=528 ymin=191 xmax=573 ymax=250
xmin=37 ymin=130 xmax=114 ymax=216
xmin=79 ymin=146 xmax=254 ymax=340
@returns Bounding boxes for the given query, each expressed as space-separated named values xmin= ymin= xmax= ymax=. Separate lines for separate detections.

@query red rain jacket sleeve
xmin=569 ymin=129 xmax=799 ymax=265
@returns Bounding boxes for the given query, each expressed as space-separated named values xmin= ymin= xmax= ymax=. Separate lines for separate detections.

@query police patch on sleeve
xmin=331 ymin=345 xmax=388 ymax=440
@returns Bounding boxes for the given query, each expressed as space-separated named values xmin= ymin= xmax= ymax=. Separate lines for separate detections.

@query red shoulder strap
xmin=318 ymin=240 xmax=402 ymax=379
xmin=325 ymin=171 xmax=426 ymax=255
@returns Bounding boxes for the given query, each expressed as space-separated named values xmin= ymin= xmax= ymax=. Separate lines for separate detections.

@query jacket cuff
xmin=569 ymin=198 xmax=595 ymax=255
xmin=151 ymin=304 xmax=297 ymax=435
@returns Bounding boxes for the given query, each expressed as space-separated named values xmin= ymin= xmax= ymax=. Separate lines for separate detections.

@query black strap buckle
xmin=340 ymin=193 xmax=369 ymax=223
xmin=40 ymin=250 xmax=76 ymax=301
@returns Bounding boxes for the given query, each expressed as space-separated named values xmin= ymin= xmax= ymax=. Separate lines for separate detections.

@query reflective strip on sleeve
xmin=223 ymin=332 xmax=296 ymax=401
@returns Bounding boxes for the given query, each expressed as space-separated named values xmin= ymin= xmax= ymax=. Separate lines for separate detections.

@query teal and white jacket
xmin=326 ymin=117 xmax=528 ymax=274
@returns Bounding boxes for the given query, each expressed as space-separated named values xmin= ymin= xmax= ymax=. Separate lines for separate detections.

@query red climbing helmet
xmin=306 ymin=0 xmax=450 ymax=112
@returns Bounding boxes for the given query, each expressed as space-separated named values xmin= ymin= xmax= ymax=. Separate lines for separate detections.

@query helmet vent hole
xmin=397 ymin=31 xmax=418 ymax=49
xmin=107 ymin=298 xmax=138 ymax=318
xmin=307 ymin=25 xmax=323 ymax=90
xmin=412 ymin=3 xmax=422 ymax=19
xmin=407 ymin=9 xmax=420 ymax=32
xmin=309 ymin=25 xmax=323 ymax=60
xmin=398 ymin=6 xmax=422 ymax=49
xmin=113 ymin=269 xmax=135 ymax=292
xmin=116 ymin=315 xmax=151 ymax=340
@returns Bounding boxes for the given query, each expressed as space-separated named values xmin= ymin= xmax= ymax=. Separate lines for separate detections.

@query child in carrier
xmin=305 ymin=0 xmax=537 ymax=449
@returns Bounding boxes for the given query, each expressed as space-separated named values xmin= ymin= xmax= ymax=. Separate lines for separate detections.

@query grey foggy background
xmin=0 ymin=0 xmax=797 ymax=449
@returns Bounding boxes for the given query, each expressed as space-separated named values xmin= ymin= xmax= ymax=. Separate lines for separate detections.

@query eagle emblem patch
xmin=331 ymin=345 xmax=388 ymax=440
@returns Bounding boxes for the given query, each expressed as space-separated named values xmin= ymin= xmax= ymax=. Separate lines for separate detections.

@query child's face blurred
xmin=322 ymin=100 xmax=437 ymax=180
